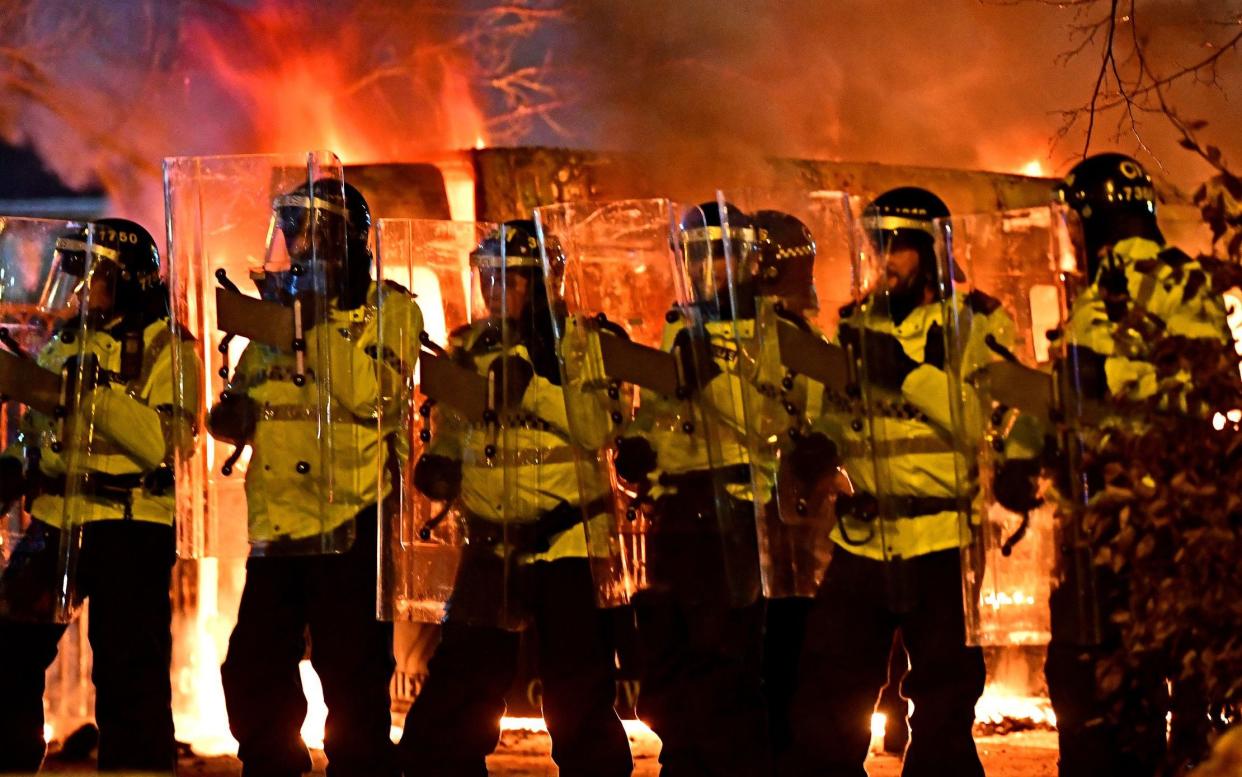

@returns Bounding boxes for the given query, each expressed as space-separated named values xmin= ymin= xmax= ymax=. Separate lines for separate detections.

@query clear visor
xmin=264 ymin=194 xmax=349 ymax=299
xmin=39 ymin=239 xmax=120 ymax=316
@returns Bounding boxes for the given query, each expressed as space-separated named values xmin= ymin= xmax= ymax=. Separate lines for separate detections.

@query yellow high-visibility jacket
xmin=1065 ymin=237 xmax=1233 ymax=406
xmin=429 ymin=317 xmax=611 ymax=561
xmin=815 ymin=291 xmax=1015 ymax=561
xmin=628 ymin=306 xmax=783 ymax=503
xmin=225 ymin=282 xmax=422 ymax=541
xmin=2 ymin=317 xmax=199 ymax=526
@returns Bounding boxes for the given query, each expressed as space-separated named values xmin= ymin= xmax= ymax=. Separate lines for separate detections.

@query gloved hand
xmin=489 ymin=355 xmax=535 ymax=411
xmin=58 ymin=353 xmax=101 ymax=414
xmin=671 ymin=326 xmax=722 ymax=393
xmin=786 ymin=432 xmax=839 ymax=484
xmin=923 ymin=322 xmax=946 ymax=371
xmin=992 ymin=458 xmax=1042 ymax=513
xmin=413 ymin=454 xmax=462 ymax=501
xmin=840 ymin=326 xmax=918 ymax=391
xmin=614 ymin=437 xmax=657 ymax=484
xmin=0 ymin=456 xmax=24 ymax=507
xmin=207 ymin=393 xmax=257 ymax=446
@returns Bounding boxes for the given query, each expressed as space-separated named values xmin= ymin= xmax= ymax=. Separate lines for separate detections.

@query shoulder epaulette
xmin=381 ymin=278 xmax=413 ymax=296
xmin=1158 ymin=247 xmax=1193 ymax=268
xmin=964 ymin=289 xmax=1002 ymax=315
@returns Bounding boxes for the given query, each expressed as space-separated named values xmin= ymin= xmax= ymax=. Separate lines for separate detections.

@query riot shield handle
xmin=419 ymin=331 xmax=448 ymax=358
xmin=291 ymin=298 xmax=306 ymax=387
xmin=214 ymin=270 xmax=239 ymax=382
xmin=984 ymin=334 xmax=1020 ymax=364
xmin=220 ymin=444 xmax=245 ymax=477
xmin=0 ymin=328 xmax=27 ymax=359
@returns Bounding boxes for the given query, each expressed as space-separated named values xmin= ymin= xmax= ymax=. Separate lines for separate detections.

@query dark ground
xmin=39 ymin=728 xmax=1058 ymax=776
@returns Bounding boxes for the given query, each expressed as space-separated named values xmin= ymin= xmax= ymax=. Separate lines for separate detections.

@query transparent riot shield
xmin=164 ymin=151 xmax=358 ymax=557
xmin=832 ymin=200 xmax=982 ymax=612
xmin=936 ymin=205 xmax=1075 ymax=647
xmin=376 ymin=218 xmax=544 ymax=630
xmin=717 ymin=189 xmax=866 ymax=598
xmin=531 ymin=200 xmax=681 ymax=607
xmin=0 ymin=218 xmax=92 ymax=622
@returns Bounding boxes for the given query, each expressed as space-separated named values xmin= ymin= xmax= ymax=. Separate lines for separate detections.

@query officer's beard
xmin=883 ymin=271 xmax=930 ymax=325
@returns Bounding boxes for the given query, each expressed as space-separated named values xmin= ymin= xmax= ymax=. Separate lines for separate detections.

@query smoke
xmin=0 ymin=0 xmax=1239 ymax=230
xmin=559 ymin=0 xmax=1242 ymax=191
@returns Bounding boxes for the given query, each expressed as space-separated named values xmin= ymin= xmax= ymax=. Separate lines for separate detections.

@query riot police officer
xmin=0 ymin=219 xmax=192 ymax=772
xmin=618 ymin=201 xmax=771 ymax=777
xmin=396 ymin=220 xmax=632 ymax=777
xmin=1017 ymin=153 xmax=1236 ymax=777
xmin=782 ymin=188 xmax=1008 ymax=777
xmin=213 ymin=181 xmax=423 ymax=777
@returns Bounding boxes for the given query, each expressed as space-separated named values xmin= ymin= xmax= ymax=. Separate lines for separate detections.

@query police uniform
xmin=397 ymin=222 xmax=632 ymax=777
xmin=0 ymin=220 xmax=193 ymax=773
xmin=622 ymin=203 xmax=774 ymax=777
xmin=1045 ymin=238 xmax=1233 ymax=776
xmin=782 ymin=189 xmax=1002 ymax=777
xmin=1039 ymin=153 xmax=1237 ymax=777
xmin=217 ymin=277 xmax=421 ymax=777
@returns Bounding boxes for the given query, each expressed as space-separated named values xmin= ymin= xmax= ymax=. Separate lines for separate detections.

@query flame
xmin=974 ymin=686 xmax=1056 ymax=728
xmin=187 ymin=3 xmax=488 ymax=161
xmin=1020 ymin=159 xmax=1047 ymax=178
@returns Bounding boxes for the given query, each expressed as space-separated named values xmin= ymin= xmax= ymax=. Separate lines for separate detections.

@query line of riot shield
xmin=532 ymin=199 xmax=687 ymax=608
xmin=164 ymin=151 xmax=358 ymax=557
xmin=935 ymin=205 xmax=1077 ymax=647
xmin=0 ymin=218 xmax=96 ymax=622
xmin=717 ymin=189 xmax=864 ymax=599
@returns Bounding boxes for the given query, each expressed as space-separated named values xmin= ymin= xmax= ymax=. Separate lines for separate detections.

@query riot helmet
xmin=862 ymin=187 xmax=950 ymax=321
xmin=271 ymin=178 xmax=372 ymax=310
xmin=44 ymin=218 xmax=166 ymax=327
xmin=679 ymin=201 xmax=758 ymax=314
xmin=1055 ymin=153 xmax=1163 ymax=276
xmin=754 ymin=209 xmax=817 ymax=314
xmin=471 ymin=219 xmax=563 ymax=380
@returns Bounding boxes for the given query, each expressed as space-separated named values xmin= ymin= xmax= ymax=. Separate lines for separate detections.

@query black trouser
xmin=0 ymin=519 xmax=176 ymax=773
xmin=780 ymin=548 xmax=985 ymax=777
xmin=1046 ymin=581 xmax=1167 ymax=777
xmin=221 ymin=506 xmax=396 ymax=777
xmin=634 ymin=491 xmax=769 ymax=777
xmin=398 ymin=557 xmax=632 ymax=777
xmin=764 ymin=596 xmax=813 ymax=756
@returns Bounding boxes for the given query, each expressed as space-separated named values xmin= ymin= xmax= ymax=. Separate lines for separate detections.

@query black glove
xmin=923 ymin=322 xmax=946 ymax=371
xmin=840 ymin=326 xmax=918 ymax=392
xmin=787 ymin=432 xmax=839 ymax=484
xmin=413 ymin=453 xmax=462 ymax=501
xmin=489 ymin=355 xmax=534 ymax=411
xmin=58 ymin=353 xmax=101 ymax=414
xmin=1064 ymin=345 xmax=1108 ymax=401
xmin=207 ymin=393 xmax=257 ymax=446
xmin=0 ymin=456 xmax=24 ymax=507
xmin=671 ymin=326 xmax=722 ymax=393
xmin=992 ymin=458 xmax=1042 ymax=513
xmin=614 ymin=437 xmax=657 ymax=484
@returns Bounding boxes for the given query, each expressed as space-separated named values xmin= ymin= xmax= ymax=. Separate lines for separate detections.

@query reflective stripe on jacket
xmin=229 ymin=282 xmax=422 ymax=541
xmin=816 ymin=294 xmax=1015 ymax=561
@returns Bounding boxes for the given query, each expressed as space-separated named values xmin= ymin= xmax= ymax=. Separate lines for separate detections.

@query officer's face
xmin=480 ymin=269 xmax=531 ymax=319
xmin=84 ymin=260 xmax=118 ymax=315
xmin=884 ymin=245 xmax=923 ymax=296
